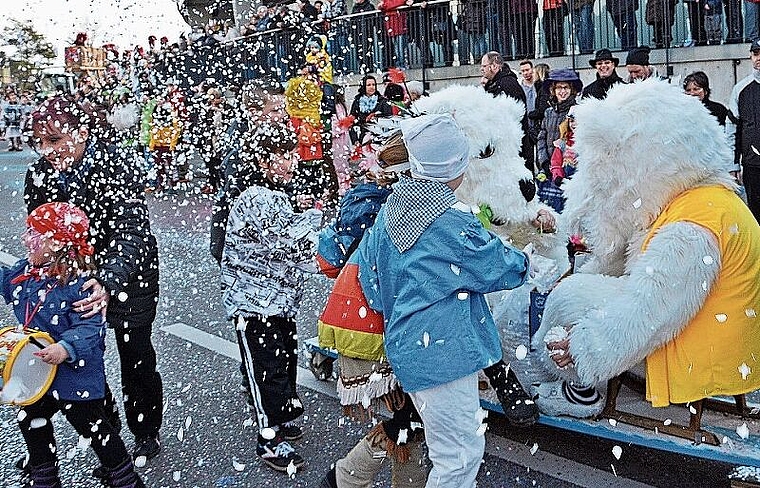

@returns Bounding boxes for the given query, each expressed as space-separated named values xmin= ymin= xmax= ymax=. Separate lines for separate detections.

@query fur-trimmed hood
xmin=562 ymin=79 xmax=736 ymax=274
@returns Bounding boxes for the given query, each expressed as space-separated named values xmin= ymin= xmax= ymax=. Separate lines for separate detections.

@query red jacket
xmin=378 ymin=0 xmax=408 ymax=36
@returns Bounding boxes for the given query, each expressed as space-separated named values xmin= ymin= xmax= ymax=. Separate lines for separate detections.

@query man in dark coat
xmin=481 ymin=51 xmax=533 ymax=172
xmin=25 ymin=97 xmax=163 ymax=462
xmin=582 ymin=48 xmax=626 ymax=99
xmin=728 ymin=40 xmax=760 ymax=222
xmin=481 ymin=51 xmax=526 ymax=102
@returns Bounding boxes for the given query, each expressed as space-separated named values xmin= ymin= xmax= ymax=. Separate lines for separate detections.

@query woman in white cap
xmin=355 ymin=114 xmax=530 ymax=487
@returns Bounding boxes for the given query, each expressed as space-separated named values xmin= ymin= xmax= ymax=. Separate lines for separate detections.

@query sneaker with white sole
xmin=531 ymin=380 xmax=603 ymax=419
xmin=257 ymin=435 xmax=305 ymax=472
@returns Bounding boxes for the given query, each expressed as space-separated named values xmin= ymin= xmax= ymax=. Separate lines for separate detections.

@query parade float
xmin=305 ymin=81 xmax=760 ymax=470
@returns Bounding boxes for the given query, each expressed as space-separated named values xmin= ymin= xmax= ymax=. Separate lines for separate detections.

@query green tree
xmin=1 ymin=19 xmax=56 ymax=87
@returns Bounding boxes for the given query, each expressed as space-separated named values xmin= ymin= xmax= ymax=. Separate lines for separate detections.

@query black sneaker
xmin=133 ymin=435 xmax=161 ymax=461
xmin=320 ymin=466 xmax=338 ymax=488
xmin=256 ymin=436 xmax=305 ymax=472
xmin=278 ymin=423 xmax=303 ymax=441
xmin=15 ymin=455 xmax=30 ymax=473
xmin=487 ymin=365 xmax=540 ymax=427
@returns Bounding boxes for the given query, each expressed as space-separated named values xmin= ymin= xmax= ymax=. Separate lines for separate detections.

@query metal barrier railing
xmin=159 ymin=0 xmax=752 ymax=84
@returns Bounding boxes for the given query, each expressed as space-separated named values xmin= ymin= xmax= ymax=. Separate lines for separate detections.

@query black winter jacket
xmin=484 ymin=67 xmax=527 ymax=105
xmin=24 ymin=140 xmax=160 ymax=328
xmin=732 ymin=78 xmax=760 ymax=168
xmin=581 ymin=71 xmax=625 ymax=100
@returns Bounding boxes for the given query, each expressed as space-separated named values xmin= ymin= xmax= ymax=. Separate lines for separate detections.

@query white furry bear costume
xmin=533 ymin=80 xmax=760 ymax=413
xmin=412 ymin=85 xmax=568 ymax=266
xmin=410 ymin=84 xmax=572 ymax=408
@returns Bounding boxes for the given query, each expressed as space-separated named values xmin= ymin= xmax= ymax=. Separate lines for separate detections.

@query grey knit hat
xmin=400 ymin=114 xmax=470 ymax=182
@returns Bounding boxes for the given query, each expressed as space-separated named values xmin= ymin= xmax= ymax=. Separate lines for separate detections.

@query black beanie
xmin=626 ymin=46 xmax=651 ymax=66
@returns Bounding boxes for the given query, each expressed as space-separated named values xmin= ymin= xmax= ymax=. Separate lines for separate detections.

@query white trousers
xmin=409 ymin=373 xmax=485 ymax=488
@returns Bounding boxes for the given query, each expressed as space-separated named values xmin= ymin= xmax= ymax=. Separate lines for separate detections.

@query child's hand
xmin=532 ymin=209 xmax=556 ymax=233
xmin=34 ymin=343 xmax=69 ymax=365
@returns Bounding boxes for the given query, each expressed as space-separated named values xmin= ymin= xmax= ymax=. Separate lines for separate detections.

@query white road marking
xmin=161 ymin=321 xmax=653 ymax=488
xmin=159 ymin=322 xmax=336 ymax=396
xmin=160 ymin=322 xmax=239 ymax=360
xmin=0 ymin=250 xmax=17 ymax=266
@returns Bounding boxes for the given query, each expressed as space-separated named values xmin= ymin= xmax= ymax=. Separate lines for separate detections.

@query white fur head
xmin=563 ymin=79 xmax=736 ymax=271
xmin=413 ymin=84 xmax=561 ymax=254
xmin=414 ymin=84 xmax=524 ymax=161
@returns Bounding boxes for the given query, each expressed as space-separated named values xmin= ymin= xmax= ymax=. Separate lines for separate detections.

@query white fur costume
xmin=532 ymin=80 xmax=756 ymax=415
xmin=413 ymin=85 xmax=568 ymax=265
xmin=410 ymin=85 xmax=572 ymax=403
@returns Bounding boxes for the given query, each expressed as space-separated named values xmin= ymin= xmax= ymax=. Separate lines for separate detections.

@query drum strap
xmin=22 ymin=283 xmax=55 ymax=331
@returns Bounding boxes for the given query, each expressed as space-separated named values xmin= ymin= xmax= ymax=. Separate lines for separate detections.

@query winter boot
xmin=24 ymin=461 xmax=61 ymax=488
xmin=484 ymin=361 xmax=539 ymax=427
xmin=319 ymin=466 xmax=338 ymax=488
xmin=531 ymin=380 xmax=603 ymax=418
xmin=104 ymin=459 xmax=145 ymax=488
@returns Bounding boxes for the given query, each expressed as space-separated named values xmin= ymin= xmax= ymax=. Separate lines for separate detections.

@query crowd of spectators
xmin=162 ymin=0 xmax=760 ymax=80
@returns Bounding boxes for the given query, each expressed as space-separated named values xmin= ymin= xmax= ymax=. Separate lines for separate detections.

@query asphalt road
xmin=0 ymin=146 xmax=735 ymax=487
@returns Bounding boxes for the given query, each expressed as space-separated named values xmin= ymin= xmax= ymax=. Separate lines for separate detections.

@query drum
xmin=0 ymin=326 xmax=57 ymax=406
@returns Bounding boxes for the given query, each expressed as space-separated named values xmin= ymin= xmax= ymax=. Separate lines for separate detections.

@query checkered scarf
xmin=385 ymin=176 xmax=458 ymax=253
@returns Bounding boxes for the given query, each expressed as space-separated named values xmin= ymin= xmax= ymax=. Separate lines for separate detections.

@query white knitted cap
xmin=400 ymin=114 xmax=469 ymax=182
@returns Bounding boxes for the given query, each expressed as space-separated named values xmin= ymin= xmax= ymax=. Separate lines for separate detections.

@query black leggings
xmin=19 ymin=395 xmax=129 ymax=469
xmin=744 ymin=166 xmax=760 ymax=224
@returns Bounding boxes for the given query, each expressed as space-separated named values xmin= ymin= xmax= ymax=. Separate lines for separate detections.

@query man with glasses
xmin=582 ymin=48 xmax=626 ymax=99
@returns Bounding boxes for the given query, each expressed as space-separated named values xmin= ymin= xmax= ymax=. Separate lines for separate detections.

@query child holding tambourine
xmin=0 ymin=202 xmax=144 ymax=488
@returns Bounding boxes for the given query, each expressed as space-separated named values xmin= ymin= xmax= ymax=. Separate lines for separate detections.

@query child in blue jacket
xmin=1 ymin=202 xmax=143 ymax=488
xmin=356 ymin=114 xmax=531 ymax=487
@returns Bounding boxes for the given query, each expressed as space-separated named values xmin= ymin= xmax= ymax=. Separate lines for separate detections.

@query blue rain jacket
xmin=356 ymin=206 xmax=529 ymax=392
xmin=1 ymin=260 xmax=107 ymax=401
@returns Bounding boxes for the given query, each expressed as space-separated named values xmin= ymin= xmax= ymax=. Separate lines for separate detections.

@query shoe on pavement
xmin=278 ymin=422 xmax=303 ymax=441
xmin=531 ymin=380 xmax=603 ymax=419
xmin=320 ymin=466 xmax=338 ymax=488
xmin=257 ymin=433 xmax=305 ymax=472
xmin=133 ymin=435 xmax=161 ymax=461
xmin=15 ymin=454 xmax=30 ymax=473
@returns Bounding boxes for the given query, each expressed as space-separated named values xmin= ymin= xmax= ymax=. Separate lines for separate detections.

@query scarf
xmin=384 ymin=176 xmax=458 ymax=253
xmin=359 ymin=94 xmax=379 ymax=113
xmin=10 ymin=265 xmax=50 ymax=285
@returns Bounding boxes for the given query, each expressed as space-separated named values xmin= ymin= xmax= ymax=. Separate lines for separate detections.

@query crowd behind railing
xmin=151 ymin=0 xmax=760 ymax=86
